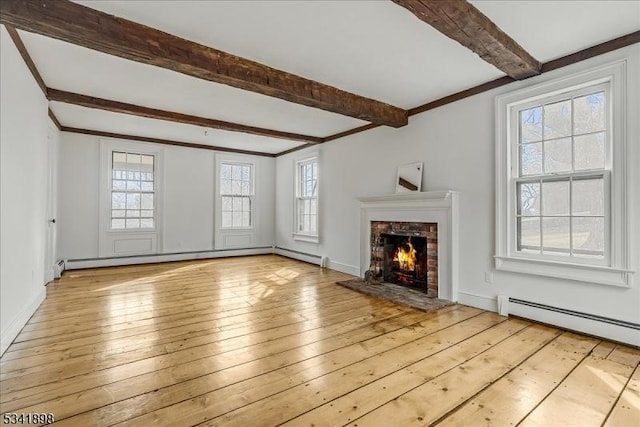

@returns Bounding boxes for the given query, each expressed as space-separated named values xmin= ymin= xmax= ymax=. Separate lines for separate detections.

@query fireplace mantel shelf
xmin=357 ymin=191 xmax=456 ymax=204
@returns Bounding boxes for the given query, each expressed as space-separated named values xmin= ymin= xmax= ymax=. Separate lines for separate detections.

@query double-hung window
xmin=496 ymin=61 xmax=630 ymax=287
xmin=220 ymin=162 xmax=253 ymax=228
xmin=99 ymin=140 xmax=161 ymax=258
xmin=294 ymin=157 xmax=319 ymax=242
xmin=516 ymin=87 xmax=608 ymax=259
xmin=111 ymin=151 xmax=155 ymax=229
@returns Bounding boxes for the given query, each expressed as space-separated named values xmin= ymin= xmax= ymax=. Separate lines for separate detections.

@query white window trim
xmin=98 ymin=139 xmax=164 ymax=257
xmin=293 ymin=150 xmax=320 ymax=243
xmin=217 ymin=159 xmax=255 ymax=230
xmin=495 ymin=60 xmax=633 ymax=287
xmin=214 ymin=154 xmax=256 ymax=250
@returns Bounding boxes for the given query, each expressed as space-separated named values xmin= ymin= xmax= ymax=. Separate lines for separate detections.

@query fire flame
xmin=393 ymin=238 xmax=417 ymax=271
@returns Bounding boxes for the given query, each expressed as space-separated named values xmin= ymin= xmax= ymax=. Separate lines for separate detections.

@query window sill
xmin=494 ymin=255 xmax=633 ymax=288
xmin=107 ymin=228 xmax=157 ymax=234
xmin=293 ymin=233 xmax=319 ymax=244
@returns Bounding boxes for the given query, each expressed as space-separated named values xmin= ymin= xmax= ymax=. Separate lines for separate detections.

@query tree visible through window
xmin=496 ymin=62 xmax=629 ymax=286
xmin=516 ymin=89 xmax=607 ymax=259
xmin=220 ymin=163 xmax=253 ymax=228
xmin=111 ymin=152 xmax=155 ymax=229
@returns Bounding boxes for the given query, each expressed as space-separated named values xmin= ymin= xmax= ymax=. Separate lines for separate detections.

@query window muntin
xmin=295 ymin=159 xmax=318 ymax=235
xmin=220 ymin=162 xmax=253 ymax=228
xmin=514 ymin=85 xmax=609 ymax=261
xmin=111 ymin=151 xmax=155 ymax=229
xmin=496 ymin=61 xmax=629 ymax=287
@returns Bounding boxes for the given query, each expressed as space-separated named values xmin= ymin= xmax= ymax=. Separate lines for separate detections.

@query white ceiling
xmin=470 ymin=1 xmax=640 ymax=62
xmin=19 ymin=29 xmax=365 ymax=138
xmin=51 ymin=102 xmax=299 ymax=154
xmin=11 ymin=1 xmax=640 ymax=154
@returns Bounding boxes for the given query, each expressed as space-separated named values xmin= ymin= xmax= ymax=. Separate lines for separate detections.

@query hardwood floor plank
xmin=282 ymin=317 xmax=531 ymax=427
xmin=90 ymin=307 xmax=486 ymax=426
xmin=0 ymin=301 xmax=415 ymax=409
xmin=12 ymin=280 xmax=347 ymax=347
xmin=605 ymin=345 xmax=640 ymax=367
xmin=0 ymin=256 xmax=633 ymax=427
xmin=29 ymin=309 xmax=432 ymax=425
xmin=434 ymin=332 xmax=600 ymax=426
xmin=32 ymin=266 xmax=341 ymax=314
xmin=603 ymin=364 xmax=640 ymax=426
xmin=25 ymin=269 xmax=346 ymax=328
xmin=0 ymin=289 xmax=360 ymax=368
xmin=0 ymin=297 xmax=384 ymax=391
xmin=0 ymin=306 xmax=417 ymax=415
xmin=343 ymin=324 xmax=561 ymax=427
xmin=518 ymin=342 xmax=637 ymax=427
xmin=157 ymin=310 xmax=498 ymax=427
xmin=0 ymin=295 xmax=362 ymax=373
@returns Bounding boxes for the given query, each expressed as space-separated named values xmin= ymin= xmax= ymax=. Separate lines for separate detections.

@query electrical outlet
xmin=484 ymin=272 xmax=493 ymax=284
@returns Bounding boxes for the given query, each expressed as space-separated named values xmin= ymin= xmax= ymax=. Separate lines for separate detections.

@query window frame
xmin=513 ymin=171 xmax=611 ymax=265
xmin=109 ymin=151 xmax=157 ymax=231
xmin=495 ymin=60 xmax=632 ymax=287
xmin=510 ymin=82 xmax=611 ymax=266
xmin=98 ymin=139 xmax=163 ymax=258
xmin=293 ymin=153 xmax=320 ymax=243
xmin=218 ymin=160 xmax=255 ymax=230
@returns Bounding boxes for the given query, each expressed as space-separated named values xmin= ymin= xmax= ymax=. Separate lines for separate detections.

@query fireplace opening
xmin=382 ymin=234 xmax=428 ymax=288
xmin=369 ymin=221 xmax=438 ymax=297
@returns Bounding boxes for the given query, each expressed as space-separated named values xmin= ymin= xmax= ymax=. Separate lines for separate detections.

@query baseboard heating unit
xmin=53 ymin=259 xmax=65 ymax=279
xmin=507 ymin=297 xmax=640 ymax=347
xmin=65 ymin=247 xmax=273 ymax=269
xmin=274 ymin=247 xmax=322 ymax=266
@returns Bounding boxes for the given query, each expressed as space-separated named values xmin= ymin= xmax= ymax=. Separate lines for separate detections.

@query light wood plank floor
xmin=1 ymin=255 xmax=638 ymax=426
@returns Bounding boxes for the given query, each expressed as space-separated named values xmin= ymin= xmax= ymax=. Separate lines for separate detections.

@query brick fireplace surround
xmin=358 ymin=191 xmax=459 ymax=302
xmin=369 ymin=221 xmax=438 ymax=297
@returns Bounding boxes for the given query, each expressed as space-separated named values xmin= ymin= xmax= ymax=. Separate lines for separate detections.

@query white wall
xmin=276 ymin=45 xmax=640 ymax=339
xmin=57 ymin=133 xmax=101 ymax=259
xmin=162 ymin=146 xmax=215 ymax=253
xmin=0 ymin=25 xmax=57 ymax=355
xmin=57 ymin=133 xmax=275 ymax=261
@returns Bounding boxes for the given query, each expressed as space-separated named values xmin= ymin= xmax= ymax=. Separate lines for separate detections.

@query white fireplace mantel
xmin=357 ymin=191 xmax=459 ymax=302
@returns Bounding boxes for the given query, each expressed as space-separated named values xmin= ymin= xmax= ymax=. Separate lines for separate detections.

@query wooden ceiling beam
xmin=48 ymin=108 xmax=61 ymax=130
xmin=542 ymin=31 xmax=640 ymax=73
xmin=5 ymin=24 xmax=322 ymax=144
xmin=316 ymin=32 xmax=640 ymax=149
xmin=3 ymin=24 xmax=47 ymax=96
xmin=47 ymin=89 xmax=323 ymax=144
xmin=0 ymin=0 xmax=407 ymax=127
xmin=392 ymin=0 xmax=541 ymax=79
xmin=323 ymin=123 xmax=381 ymax=143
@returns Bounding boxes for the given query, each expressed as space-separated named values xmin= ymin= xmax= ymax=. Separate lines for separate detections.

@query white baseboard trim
xmin=1 ymin=287 xmax=46 ymax=356
xmin=455 ymin=292 xmax=639 ymax=346
xmin=508 ymin=299 xmax=640 ymax=347
xmin=457 ymin=291 xmax=498 ymax=312
xmin=272 ymin=248 xmax=359 ymax=276
xmin=65 ymin=247 xmax=274 ymax=270
xmin=327 ymin=260 xmax=360 ymax=276
xmin=274 ymin=247 xmax=321 ymax=266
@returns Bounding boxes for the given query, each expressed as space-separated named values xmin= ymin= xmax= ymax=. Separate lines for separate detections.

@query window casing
xmin=220 ymin=162 xmax=253 ymax=229
xmin=110 ymin=151 xmax=155 ymax=230
xmin=495 ymin=61 xmax=631 ymax=287
xmin=99 ymin=140 xmax=161 ymax=258
xmin=294 ymin=156 xmax=319 ymax=242
xmin=514 ymin=85 xmax=609 ymax=264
